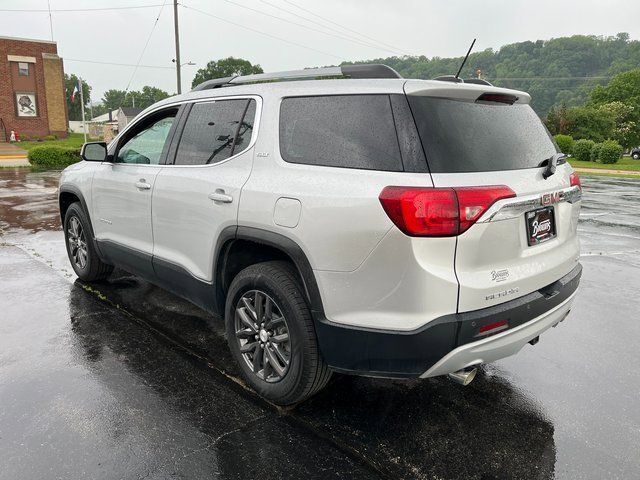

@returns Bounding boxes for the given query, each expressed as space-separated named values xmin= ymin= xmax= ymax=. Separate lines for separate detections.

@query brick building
xmin=0 ymin=36 xmax=68 ymax=141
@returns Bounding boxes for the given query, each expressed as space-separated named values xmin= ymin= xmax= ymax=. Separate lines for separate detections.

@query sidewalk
xmin=0 ymin=142 xmax=29 ymax=166
xmin=0 ymin=142 xmax=27 ymax=158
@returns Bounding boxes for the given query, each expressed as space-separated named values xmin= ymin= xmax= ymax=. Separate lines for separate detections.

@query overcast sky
xmin=2 ymin=0 xmax=640 ymax=102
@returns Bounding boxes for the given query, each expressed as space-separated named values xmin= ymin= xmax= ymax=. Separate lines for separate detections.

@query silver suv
xmin=59 ymin=64 xmax=582 ymax=405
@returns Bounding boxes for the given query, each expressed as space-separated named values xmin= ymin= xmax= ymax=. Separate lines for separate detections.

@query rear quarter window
xmin=408 ymin=96 xmax=558 ymax=173
xmin=279 ymin=94 xmax=403 ymax=172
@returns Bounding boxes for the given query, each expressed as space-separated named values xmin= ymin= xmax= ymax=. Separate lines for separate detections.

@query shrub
xmin=44 ymin=134 xmax=58 ymax=141
xmin=590 ymin=142 xmax=603 ymax=162
xmin=28 ymin=146 xmax=81 ymax=168
xmin=598 ymin=140 xmax=624 ymax=164
xmin=554 ymin=134 xmax=574 ymax=155
xmin=572 ymin=139 xmax=595 ymax=161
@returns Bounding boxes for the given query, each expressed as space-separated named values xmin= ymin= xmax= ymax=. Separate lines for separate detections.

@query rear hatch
xmin=404 ymin=81 xmax=581 ymax=312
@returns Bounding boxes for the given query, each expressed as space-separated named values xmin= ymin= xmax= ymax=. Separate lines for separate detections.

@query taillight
xmin=570 ymin=172 xmax=581 ymax=191
xmin=455 ymin=186 xmax=516 ymax=233
xmin=379 ymin=185 xmax=515 ymax=237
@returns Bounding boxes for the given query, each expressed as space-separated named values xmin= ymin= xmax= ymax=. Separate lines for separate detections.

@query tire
xmin=632 ymin=153 xmax=640 ymax=160
xmin=63 ymin=202 xmax=114 ymax=281
xmin=225 ymin=261 xmax=332 ymax=405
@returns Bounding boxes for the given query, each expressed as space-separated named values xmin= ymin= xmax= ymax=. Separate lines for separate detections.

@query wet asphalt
xmin=1 ymin=168 xmax=639 ymax=480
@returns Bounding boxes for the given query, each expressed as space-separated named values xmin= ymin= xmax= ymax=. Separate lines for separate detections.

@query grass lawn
xmin=568 ymin=156 xmax=640 ymax=171
xmin=18 ymin=133 xmax=87 ymax=152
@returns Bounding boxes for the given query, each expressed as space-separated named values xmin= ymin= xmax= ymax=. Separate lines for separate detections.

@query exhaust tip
xmin=448 ymin=368 xmax=477 ymax=386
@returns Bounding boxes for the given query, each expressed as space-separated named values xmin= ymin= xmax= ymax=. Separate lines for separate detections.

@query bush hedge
xmin=598 ymin=140 xmax=624 ymax=164
xmin=28 ymin=145 xmax=81 ymax=168
xmin=590 ymin=142 xmax=603 ymax=162
xmin=554 ymin=134 xmax=574 ymax=155
xmin=572 ymin=139 xmax=595 ymax=161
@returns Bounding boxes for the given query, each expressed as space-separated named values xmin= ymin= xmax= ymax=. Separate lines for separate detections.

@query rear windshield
xmin=408 ymin=96 xmax=558 ymax=173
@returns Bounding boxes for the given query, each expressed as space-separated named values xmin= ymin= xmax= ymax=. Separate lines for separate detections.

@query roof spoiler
xmin=433 ymin=75 xmax=494 ymax=86
xmin=191 ymin=64 xmax=402 ymax=91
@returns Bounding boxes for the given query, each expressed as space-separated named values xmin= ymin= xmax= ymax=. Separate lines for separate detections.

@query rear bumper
xmin=314 ymin=263 xmax=582 ymax=378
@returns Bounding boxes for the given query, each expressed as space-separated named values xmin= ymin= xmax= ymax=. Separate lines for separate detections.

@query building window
xmin=18 ymin=62 xmax=29 ymax=76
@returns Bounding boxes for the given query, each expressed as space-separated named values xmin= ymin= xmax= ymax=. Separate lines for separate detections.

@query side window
xmin=174 ymin=98 xmax=256 ymax=166
xmin=116 ymin=112 xmax=176 ymax=165
xmin=279 ymin=95 xmax=402 ymax=171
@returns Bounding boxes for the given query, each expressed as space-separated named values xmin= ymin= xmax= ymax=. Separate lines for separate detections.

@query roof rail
xmin=191 ymin=64 xmax=402 ymax=91
xmin=432 ymin=75 xmax=494 ymax=87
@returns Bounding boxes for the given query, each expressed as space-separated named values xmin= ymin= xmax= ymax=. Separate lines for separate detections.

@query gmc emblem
xmin=541 ymin=191 xmax=562 ymax=206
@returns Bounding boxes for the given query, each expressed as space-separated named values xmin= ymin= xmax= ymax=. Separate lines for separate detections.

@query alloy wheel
xmin=234 ymin=290 xmax=291 ymax=382
xmin=67 ymin=216 xmax=88 ymax=270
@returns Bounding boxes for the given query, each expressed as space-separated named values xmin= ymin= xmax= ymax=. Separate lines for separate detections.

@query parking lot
xmin=1 ymin=168 xmax=639 ymax=479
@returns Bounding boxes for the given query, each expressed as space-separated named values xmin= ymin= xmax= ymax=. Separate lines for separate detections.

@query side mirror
xmin=81 ymin=142 xmax=108 ymax=162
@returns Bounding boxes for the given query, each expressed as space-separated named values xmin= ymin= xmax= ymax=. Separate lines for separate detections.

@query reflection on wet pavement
xmin=1 ymin=168 xmax=640 ymax=479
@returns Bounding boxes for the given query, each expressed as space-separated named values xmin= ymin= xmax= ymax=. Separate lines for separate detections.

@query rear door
xmin=151 ymin=96 xmax=258 ymax=304
xmin=405 ymin=82 xmax=581 ymax=312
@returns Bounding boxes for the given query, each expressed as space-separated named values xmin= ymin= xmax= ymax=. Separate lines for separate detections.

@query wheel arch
xmin=214 ymin=226 xmax=325 ymax=317
xmin=59 ymin=184 xmax=101 ymax=255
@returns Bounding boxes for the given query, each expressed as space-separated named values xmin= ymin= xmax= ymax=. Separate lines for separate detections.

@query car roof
xmin=148 ymin=77 xmax=531 ymax=114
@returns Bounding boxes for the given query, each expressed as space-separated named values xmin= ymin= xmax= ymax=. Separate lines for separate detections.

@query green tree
xmin=342 ymin=33 xmax=640 ymax=114
xmin=191 ymin=57 xmax=263 ymax=89
xmin=101 ymin=86 xmax=170 ymax=111
xmin=545 ymin=103 xmax=570 ymax=135
xmin=597 ymin=101 xmax=637 ymax=148
xmin=102 ymin=89 xmax=127 ymax=111
xmin=65 ymin=74 xmax=91 ymax=121
xmin=127 ymin=86 xmax=170 ymax=109
xmin=565 ymin=106 xmax=615 ymax=142
xmin=589 ymin=70 xmax=640 ymax=147
xmin=590 ymin=69 xmax=640 ymax=106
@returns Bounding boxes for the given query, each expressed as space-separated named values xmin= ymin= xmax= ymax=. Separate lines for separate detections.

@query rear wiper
xmin=539 ymin=153 xmax=567 ymax=179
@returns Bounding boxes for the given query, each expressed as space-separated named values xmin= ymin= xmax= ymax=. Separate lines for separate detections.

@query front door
xmin=92 ymin=108 xmax=178 ymax=276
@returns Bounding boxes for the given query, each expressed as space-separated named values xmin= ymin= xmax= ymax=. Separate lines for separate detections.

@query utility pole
xmin=173 ymin=0 xmax=182 ymax=94
xmin=47 ymin=0 xmax=54 ymax=41
xmin=79 ymin=77 xmax=87 ymax=143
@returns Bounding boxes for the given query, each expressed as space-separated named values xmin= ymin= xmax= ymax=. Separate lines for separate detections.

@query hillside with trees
xmin=343 ymin=33 xmax=640 ymax=115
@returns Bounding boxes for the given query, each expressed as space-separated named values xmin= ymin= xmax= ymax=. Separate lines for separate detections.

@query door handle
xmin=135 ymin=180 xmax=151 ymax=190
xmin=208 ymin=190 xmax=233 ymax=203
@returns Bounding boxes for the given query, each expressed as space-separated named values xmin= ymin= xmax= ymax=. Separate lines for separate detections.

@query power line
xmin=225 ymin=0 xmax=398 ymax=54
xmin=278 ymin=0 xmax=410 ymax=56
xmin=223 ymin=0 xmax=401 ymax=56
xmin=65 ymin=58 xmax=173 ymax=69
xmin=123 ymin=2 xmax=168 ymax=99
xmin=0 ymin=3 xmax=170 ymax=13
xmin=180 ymin=3 xmax=341 ymax=60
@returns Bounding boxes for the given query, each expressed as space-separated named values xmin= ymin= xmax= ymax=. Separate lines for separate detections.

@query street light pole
xmin=173 ymin=0 xmax=182 ymax=94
